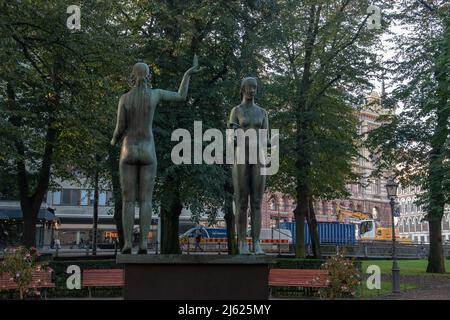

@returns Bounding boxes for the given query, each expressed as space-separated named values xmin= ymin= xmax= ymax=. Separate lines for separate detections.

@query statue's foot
xmin=239 ymin=243 xmax=251 ymax=255
xmin=121 ymin=242 xmax=132 ymax=254
xmin=137 ymin=248 xmax=148 ymax=254
xmin=253 ymin=243 xmax=265 ymax=255
xmin=139 ymin=242 xmax=148 ymax=254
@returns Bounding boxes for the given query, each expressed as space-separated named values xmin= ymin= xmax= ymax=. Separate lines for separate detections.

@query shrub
xmin=0 ymin=246 xmax=48 ymax=299
xmin=317 ymin=253 xmax=361 ymax=299
xmin=271 ymin=258 xmax=325 ymax=270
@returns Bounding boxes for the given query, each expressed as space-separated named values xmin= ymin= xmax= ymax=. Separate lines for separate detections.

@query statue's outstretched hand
xmin=186 ymin=54 xmax=205 ymax=75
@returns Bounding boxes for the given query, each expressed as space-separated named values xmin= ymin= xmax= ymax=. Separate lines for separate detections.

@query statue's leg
xmin=120 ymin=162 xmax=138 ymax=254
xmin=137 ymin=162 xmax=157 ymax=254
xmin=250 ymin=164 xmax=266 ymax=254
xmin=233 ymin=163 xmax=250 ymax=254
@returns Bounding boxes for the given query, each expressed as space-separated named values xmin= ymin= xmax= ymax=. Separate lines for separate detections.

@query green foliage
xmin=0 ymin=246 xmax=48 ymax=299
xmin=272 ymin=257 xmax=362 ymax=271
xmin=318 ymin=254 xmax=361 ymax=299
xmin=366 ymin=1 xmax=448 ymax=272
xmin=271 ymin=258 xmax=325 ymax=270
xmin=260 ymin=0 xmax=391 ymax=200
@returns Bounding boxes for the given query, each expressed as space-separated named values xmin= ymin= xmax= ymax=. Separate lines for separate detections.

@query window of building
xmin=61 ymin=189 xmax=80 ymax=206
xmin=443 ymin=218 xmax=449 ymax=231
xmin=52 ymin=191 xmax=61 ymax=205
xmin=99 ymin=192 xmax=106 ymax=206
xmin=62 ymin=189 xmax=71 ymax=205
xmin=71 ymin=189 xmax=80 ymax=206
xmin=270 ymin=199 xmax=277 ymax=211
xmin=80 ymin=190 xmax=90 ymax=206
xmin=375 ymin=179 xmax=381 ymax=195
xmin=107 ymin=191 xmax=114 ymax=206
xmin=417 ymin=219 xmax=422 ymax=232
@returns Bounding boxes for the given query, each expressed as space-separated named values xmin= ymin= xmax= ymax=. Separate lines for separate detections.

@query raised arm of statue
xmin=157 ymin=54 xmax=203 ymax=103
xmin=111 ymin=95 xmax=126 ymax=146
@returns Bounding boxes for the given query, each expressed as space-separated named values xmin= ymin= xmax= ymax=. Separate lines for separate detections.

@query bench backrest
xmin=269 ymin=269 xmax=330 ymax=287
xmin=0 ymin=268 xmax=55 ymax=290
xmin=82 ymin=269 xmax=124 ymax=287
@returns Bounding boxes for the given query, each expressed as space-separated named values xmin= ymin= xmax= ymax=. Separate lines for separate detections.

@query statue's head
xmin=132 ymin=63 xmax=151 ymax=87
xmin=240 ymin=77 xmax=257 ymax=101
xmin=133 ymin=62 xmax=150 ymax=79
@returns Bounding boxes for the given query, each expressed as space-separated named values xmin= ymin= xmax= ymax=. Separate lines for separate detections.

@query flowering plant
xmin=318 ymin=253 xmax=361 ymax=299
xmin=0 ymin=246 xmax=48 ymax=299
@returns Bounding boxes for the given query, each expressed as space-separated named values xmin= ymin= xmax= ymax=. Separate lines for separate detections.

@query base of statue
xmin=116 ymin=254 xmax=274 ymax=300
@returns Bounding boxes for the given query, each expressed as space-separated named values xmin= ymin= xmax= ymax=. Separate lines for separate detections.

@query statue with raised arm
xmin=111 ymin=55 xmax=202 ymax=254
xmin=228 ymin=77 xmax=269 ymax=255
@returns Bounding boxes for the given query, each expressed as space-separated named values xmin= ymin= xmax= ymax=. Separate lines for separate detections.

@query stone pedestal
xmin=116 ymin=254 xmax=274 ymax=300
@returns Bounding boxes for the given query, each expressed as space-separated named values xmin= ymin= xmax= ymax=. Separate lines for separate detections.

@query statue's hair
xmin=127 ymin=63 xmax=150 ymax=131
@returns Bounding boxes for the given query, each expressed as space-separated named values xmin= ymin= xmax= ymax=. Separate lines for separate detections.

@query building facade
xmin=397 ymin=184 xmax=450 ymax=244
xmin=261 ymin=91 xmax=394 ymax=228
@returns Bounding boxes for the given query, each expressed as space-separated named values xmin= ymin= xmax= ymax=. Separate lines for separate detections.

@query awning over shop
xmin=0 ymin=207 xmax=57 ymax=223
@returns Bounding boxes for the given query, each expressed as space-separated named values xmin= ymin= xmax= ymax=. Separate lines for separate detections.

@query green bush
xmin=0 ymin=246 xmax=48 ymax=299
xmin=318 ymin=254 xmax=361 ymax=299
xmin=271 ymin=258 xmax=325 ymax=270
xmin=270 ymin=257 xmax=362 ymax=299
xmin=271 ymin=257 xmax=362 ymax=271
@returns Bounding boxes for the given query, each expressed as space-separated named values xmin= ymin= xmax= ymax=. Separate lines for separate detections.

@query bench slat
xmin=0 ymin=269 xmax=55 ymax=290
xmin=269 ymin=269 xmax=330 ymax=288
xmin=82 ymin=269 xmax=124 ymax=287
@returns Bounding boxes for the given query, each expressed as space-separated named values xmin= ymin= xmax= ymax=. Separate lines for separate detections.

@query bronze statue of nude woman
xmin=228 ymin=77 xmax=269 ymax=254
xmin=111 ymin=55 xmax=202 ymax=254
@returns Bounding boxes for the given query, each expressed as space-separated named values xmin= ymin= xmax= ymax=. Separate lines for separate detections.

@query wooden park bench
xmin=82 ymin=269 xmax=124 ymax=297
xmin=268 ymin=269 xmax=330 ymax=297
xmin=0 ymin=268 xmax=55 ymax=299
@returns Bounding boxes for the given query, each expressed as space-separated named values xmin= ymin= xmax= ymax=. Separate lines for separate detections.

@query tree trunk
xmin=292 ymin=4 xmax=321 ymax=260
xmin=293 ymin=197 xmax=307 ymax=258
xmin=307 ymin=198 xmax=322 ymax=259
xmin=92 ymin=169 xmax=99 ymax=256
xmin=224 ymin=179 xmax=238 ymax=255
xmin=427 ymin=219 xmax=445 ymax=273
xmin=426 ymin=24 xmax=449 ymax=273
xmin=21 ymin=203 xmax=37 ymax=248
xmin=160 ymin=189 xmax=183 ymax=254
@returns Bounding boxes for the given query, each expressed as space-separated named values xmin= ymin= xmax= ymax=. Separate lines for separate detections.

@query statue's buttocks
xmin=120 ymin=90 xmax=157 ymax=166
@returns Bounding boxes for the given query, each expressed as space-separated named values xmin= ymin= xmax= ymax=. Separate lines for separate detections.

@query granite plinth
xmin=116 ymin=254 xmax=274 ymax=300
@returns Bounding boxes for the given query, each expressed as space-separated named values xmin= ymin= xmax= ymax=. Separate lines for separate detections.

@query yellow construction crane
xmin=336 ymin=206 xmax=411 ymax=243
xmin=336 ymin=206 xmax=371 ymax=222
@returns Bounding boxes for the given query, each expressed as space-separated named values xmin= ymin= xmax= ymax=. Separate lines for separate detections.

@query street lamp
xmin=385 ymin=178 xmax=400 ymax=294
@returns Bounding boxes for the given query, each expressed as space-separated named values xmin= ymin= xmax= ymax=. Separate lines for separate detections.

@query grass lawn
xmin=359 ymin=281 xmax=418 ymax=298
xmin=361 ymin=259 xmax=450 ymax=277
